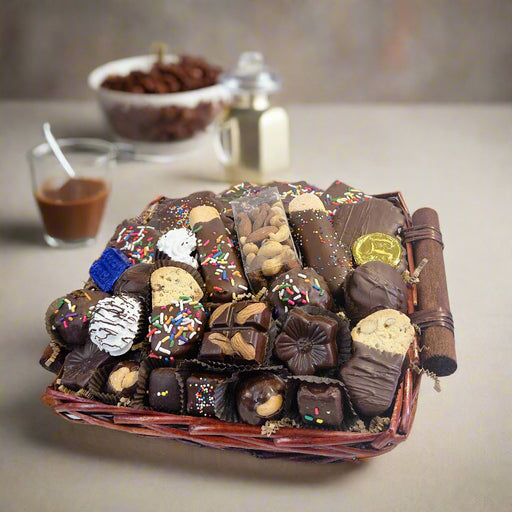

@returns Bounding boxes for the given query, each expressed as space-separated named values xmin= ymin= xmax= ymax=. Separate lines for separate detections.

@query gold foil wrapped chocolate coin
xmin=352 ymin=232 xmax=403 ymax=268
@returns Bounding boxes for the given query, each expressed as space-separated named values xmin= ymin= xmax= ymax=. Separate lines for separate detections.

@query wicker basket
xmin=41 ymin=191 xmax=426 ymax=463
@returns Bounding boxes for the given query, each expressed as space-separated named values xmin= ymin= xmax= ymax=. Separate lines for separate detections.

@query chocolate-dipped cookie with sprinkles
xmin=189 ymin=205 xmax=249 ymax=303
xmin=261 ymin=181 xmax=323 ymax=213
xmin=146 ymin=191 xmax=234 ymax=234
xmin=51 ymin=289 xmax=109 ymax=347
xmin=149 ymin=300 xmax=207 ymax=360
xmin=268 ymin=267 xmax=333 ymax=317
xmin=320 ymin=180 xmax=372 ymax=212
xmin=288 ymin=193 xmax=352 ymax=303
xmin=107 ymin=220 xmax=161 ymax=265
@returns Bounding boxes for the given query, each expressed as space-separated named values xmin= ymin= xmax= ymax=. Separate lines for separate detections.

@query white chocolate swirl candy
xmin=89 ymin=295 xmax=142 ymax=356
xmin=156 ymin=228 xmax=198 ymax=268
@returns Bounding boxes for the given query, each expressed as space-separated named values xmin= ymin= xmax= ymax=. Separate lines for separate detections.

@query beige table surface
xmin=0 ymin=101 xmax=510 ymax=512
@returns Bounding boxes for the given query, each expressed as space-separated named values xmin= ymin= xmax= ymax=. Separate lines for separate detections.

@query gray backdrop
xmin=1 ymin=0 xmax=511 ymax=102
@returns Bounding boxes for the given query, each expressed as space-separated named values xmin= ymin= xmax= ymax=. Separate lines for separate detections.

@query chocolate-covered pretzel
xmin=288 ymin=193 xmax=352 ymax=303
xmin=189 ymin=206 xmax=249 ymax=303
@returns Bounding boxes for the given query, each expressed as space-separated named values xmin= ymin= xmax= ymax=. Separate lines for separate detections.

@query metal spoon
xmin=42 ymin=122 xmax=76 ymax=178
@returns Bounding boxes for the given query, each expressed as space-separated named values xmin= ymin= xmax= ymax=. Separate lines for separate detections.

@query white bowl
xmin=88 ymin=55 xmax=231 ymax=143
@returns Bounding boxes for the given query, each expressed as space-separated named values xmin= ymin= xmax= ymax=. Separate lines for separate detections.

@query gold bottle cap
xmin=352 ymin=233 xmax=403 ymax=268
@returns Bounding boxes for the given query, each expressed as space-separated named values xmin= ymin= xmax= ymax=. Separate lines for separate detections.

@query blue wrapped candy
xmin=89 ymin=248 xmax=132 ymax=292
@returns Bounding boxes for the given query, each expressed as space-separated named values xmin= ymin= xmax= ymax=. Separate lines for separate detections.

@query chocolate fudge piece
xmin=297 ymin=382 xmax=343 ymax=427
xmin=199 ymin=301 xmax=270 ymax=364
xmin=148 ymin=367 xmax=182 ymax=413
xmin=186 ymin=373 xmax=228 ymax=417
xmin=236 ymin=373 xmax=286 ymax=426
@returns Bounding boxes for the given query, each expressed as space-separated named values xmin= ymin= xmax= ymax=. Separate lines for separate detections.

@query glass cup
xmin=28 ymin=138 xmax=115 ymax=248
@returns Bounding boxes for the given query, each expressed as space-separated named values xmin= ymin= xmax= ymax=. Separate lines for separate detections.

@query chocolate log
xmin=189 ymin=206 xmax=249 ymax=302
xmin=288 ymin=194 xmax=352 ymax=303
xmin=406 ymin=208 xmax=456 ymax=376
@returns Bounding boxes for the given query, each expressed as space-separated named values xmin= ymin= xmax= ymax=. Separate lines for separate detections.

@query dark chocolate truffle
xmin=61 ymin=342 xmax=113 ymax=391
xmin=344 ymin=261 xmax=408 ymax=323
xmin=269 ymin=267 xmax=333 ymax=317
xmin=105 ymin=361 xmax=140 ymax=397
xmin=186 ymin=373 xmax=228 ymax=417
xmin=236 ymin=373 xmax=286 ymax=426
xmin=51 ymin=289 xmax=109 ymax=347
xmin=297 ymin=382 xmax=343 ymax=427
xmin=148 ymin=367 xmax=181 ymax=413
xmin=274 ymin=309 xmax=338 ymax=375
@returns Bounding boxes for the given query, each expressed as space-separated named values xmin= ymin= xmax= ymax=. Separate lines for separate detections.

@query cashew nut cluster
xmin=232 ymin=194 xmax=301 ymax=292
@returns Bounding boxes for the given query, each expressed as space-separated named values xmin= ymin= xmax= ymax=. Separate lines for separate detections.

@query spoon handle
xmin=42 ymin=122 xmax=76 ymax=178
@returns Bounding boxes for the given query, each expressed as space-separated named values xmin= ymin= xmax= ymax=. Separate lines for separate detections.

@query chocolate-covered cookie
xmin=107 ymin=221 xmax=161 ymax=265
xmin=147 ymin=191 xmax=234 ymax=233
xmin=261 ymin=181 xmax=323 ymax=213
xmin=274 ymin=309 xmax=338 ymax=375
xmin=344 ymin=261 xmax=408 ymax=323
xmin=269 ymin=267 xmax=333 ymax=317
xmin=51 ymin=289 xmax=109 ymax=347
xmin=340 ymin=309 xmax=414 ymax=416
xmin=320 ymin=180 xmax=371 ymax=211
xmin=149 ymin=301 xmax=207 ymax=359
xmin=189 ymin=206 xmax=249 ymax=302
xmin=288 ymin=193 xmax=352 ymax=302
xmin=88 ymin=294 xmax=145 ymax=356
xmin=297 ymin=382 xmax=343 ymax=427
xmin=236 ymin=372 xmax=286 ymax=425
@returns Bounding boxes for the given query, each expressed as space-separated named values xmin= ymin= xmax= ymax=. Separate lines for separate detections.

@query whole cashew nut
xmin=268 ymin=224 xmax=290 ymax=243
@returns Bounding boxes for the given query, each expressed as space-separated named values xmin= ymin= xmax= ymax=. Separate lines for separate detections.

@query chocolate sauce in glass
xmin=35 ymin=177 xmax=109 ymax=240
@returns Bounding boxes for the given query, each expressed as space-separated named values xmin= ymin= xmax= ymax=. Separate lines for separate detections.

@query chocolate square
xmin=148 ymin=367 xmax=181 ymax=413
xmin=185 ymin=373 xmax=227 ymax=417
xmin=297 ymin=382 xmax=343 ymax=427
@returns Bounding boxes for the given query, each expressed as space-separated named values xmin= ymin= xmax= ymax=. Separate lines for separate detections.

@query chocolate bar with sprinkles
xmin=107 ymin=220 xmax=161 ymax=265
xmin=188 ymin=205 xmax=249 ymax=303
xmin=198 ymin=301 xmax=271 ymax=364
xmin=288 ymin=193 xmax=352 ymax=303
xmin=268 ymin=267 xmax=333 ymax=317
xmin=149 ymin=301 xmax=207 ymax=359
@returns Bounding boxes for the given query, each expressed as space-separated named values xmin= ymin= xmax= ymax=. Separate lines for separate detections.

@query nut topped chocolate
xmin=236 ymin=372 xmax=286 ymax=426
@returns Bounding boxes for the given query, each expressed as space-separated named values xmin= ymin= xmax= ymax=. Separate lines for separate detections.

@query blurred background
xmin=1 ymin=0 xmax=511 ymax=102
